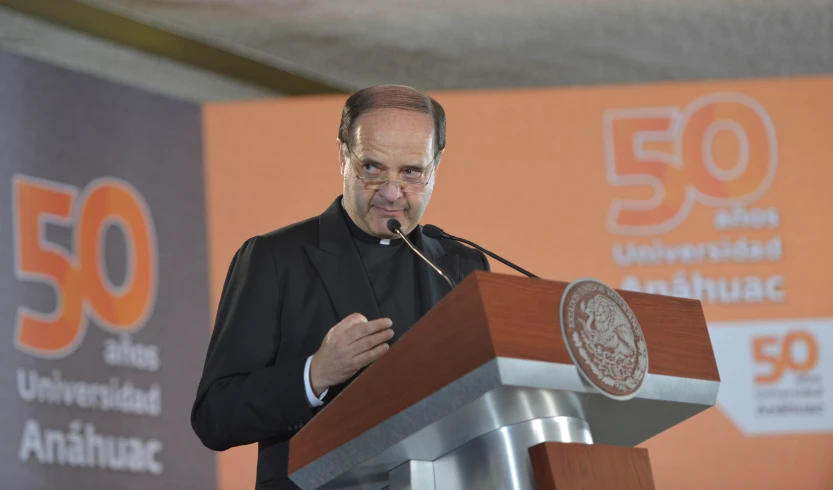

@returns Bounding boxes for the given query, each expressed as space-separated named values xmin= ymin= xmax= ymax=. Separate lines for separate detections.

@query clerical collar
xmin=339 ymin=199 xmax=419 ymax=246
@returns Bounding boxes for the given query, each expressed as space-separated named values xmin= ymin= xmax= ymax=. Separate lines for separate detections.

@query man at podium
xmin=190 ymin=84 xmax=490 ymax=489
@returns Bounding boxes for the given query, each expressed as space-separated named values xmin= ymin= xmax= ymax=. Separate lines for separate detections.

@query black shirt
xmin=340 ymin=203 xmax=422 ymax=343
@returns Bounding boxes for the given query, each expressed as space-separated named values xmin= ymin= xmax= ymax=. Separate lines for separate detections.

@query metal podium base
xmin=290 ymin=358 xmax=718 ymax=490
xmin=386 ymin=416 xmax=593 ymax=490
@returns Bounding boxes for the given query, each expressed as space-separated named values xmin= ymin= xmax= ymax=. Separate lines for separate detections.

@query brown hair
xmin=338 ymin=84 xmax=446 ymax=155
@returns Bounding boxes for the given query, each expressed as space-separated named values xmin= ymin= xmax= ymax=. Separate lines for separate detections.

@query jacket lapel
xmin=414 ymin=229 xmax=457 ymax=317
xmin=304 ymin=197 xmax=382 ymax=322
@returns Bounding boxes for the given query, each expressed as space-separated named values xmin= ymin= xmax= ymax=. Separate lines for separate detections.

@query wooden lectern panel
xmin=478 ymin=273 xmax=720 ymax=382
xmin=529 ymin=442 xmax=656 ymax=490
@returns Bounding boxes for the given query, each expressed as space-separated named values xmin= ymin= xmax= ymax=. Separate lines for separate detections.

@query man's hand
xmin=309 ymin=313 xmax=394 ymax=397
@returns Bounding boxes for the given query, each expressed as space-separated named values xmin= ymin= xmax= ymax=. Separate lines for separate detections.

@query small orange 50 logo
xmin=753 ymin=331 xmax=818 ymax=384
xmin=603 ymin=93 xmax=778 ymax=236
xmin=12 ymin=175 xmax=158 ymax=359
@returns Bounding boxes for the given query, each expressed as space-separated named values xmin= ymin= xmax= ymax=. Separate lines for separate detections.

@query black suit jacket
xmin=191 ymin=196 xmax=490 ymax=489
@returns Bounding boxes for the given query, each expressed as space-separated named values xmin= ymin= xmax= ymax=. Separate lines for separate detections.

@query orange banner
xmin=203 ymin=75 xmax=833 ymax=490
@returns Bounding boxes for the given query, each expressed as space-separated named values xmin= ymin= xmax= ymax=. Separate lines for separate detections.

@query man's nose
xmin=377 ymin=180 xmax=403 ymax=202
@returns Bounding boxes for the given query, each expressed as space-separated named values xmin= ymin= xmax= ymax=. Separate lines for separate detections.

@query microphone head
xmin=422 ymin=224 xmax=445 ymax=239
xmin=386 ymin=218 xmax=402 ymax=233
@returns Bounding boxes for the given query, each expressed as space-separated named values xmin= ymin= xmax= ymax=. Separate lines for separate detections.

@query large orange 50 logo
xmin=603 ymin=93 xmax=778 ymax=236
xmin=12 ymin=175 xmax=158 ymax=359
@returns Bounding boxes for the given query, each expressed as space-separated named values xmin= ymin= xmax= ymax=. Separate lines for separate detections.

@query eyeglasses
xmin=344 ymin=145 xmax=439 ymax=194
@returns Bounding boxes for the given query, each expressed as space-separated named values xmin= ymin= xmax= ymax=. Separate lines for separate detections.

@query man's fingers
xmin=352 ymin=342 xmax=390 ymax=369
xmin=350 ymin=328 xmax=394 ymax=356
xmin=336 ymin=313 xmax=368 ymax=333
xmin=331 ymin=313 xmax=368 ymax=338
xmin=345 ymin=317 xmax=393 ymax=344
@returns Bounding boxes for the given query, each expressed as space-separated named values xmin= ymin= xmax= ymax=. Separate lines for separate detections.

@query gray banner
xmin=0 ymin=50 xmax=215 ymax=490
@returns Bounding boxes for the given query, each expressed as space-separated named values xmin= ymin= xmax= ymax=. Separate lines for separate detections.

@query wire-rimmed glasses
xmin=344 ymin=145 xmax=439 ymax=194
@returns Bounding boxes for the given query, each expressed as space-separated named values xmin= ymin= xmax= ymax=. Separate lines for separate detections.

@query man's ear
xmin=337 ymin=138 xmax=347 ymax=175
xmin=434 ymin=149 xmax=444 ymax=171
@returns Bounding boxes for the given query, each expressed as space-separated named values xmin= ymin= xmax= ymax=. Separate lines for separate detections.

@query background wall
xmin=0 ymin=50 xmax=216 ymax=490
xmin=203 ymin=76 xmax=833 ymax=489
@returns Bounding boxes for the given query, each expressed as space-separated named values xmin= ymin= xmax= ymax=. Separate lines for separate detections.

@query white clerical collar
xmin=379 ymin=239 xmax=391 ymax=245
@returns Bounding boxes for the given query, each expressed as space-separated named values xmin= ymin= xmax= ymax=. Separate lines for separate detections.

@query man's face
xmin=339 ymin=108 xmax=439 ymax=238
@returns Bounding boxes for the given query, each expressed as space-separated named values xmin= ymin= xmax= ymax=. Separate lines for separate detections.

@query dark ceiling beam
xmin=0 ymin=0 xmax=346 ymax=96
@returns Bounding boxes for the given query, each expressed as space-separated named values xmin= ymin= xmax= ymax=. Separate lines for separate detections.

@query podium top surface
xmin=288 ymin=272 xmax=719 ymax=487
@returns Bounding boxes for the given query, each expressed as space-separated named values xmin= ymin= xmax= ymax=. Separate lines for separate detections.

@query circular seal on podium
xmin=559 ymin=278 xmax=649 ymax=400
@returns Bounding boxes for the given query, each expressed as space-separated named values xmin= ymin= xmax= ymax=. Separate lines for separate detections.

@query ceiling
xmin=0 ymin=6 xmax=276 ymax=102
xmin=3 ymin=0 xmax=832 ymax=100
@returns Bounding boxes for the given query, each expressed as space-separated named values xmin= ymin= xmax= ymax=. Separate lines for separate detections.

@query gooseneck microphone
xmin=423 ymin=224 xmax=539 ymax=279
xmin=387 ymin=219 xmax=457 ymax=290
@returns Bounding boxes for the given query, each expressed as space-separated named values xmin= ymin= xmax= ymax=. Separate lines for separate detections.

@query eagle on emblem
xmin=578 ymin=295 xmax=636 ymax=356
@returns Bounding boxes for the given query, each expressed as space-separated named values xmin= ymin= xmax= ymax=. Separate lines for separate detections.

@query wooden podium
xmin=288 ymin=272 xmax=720 ymax=489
